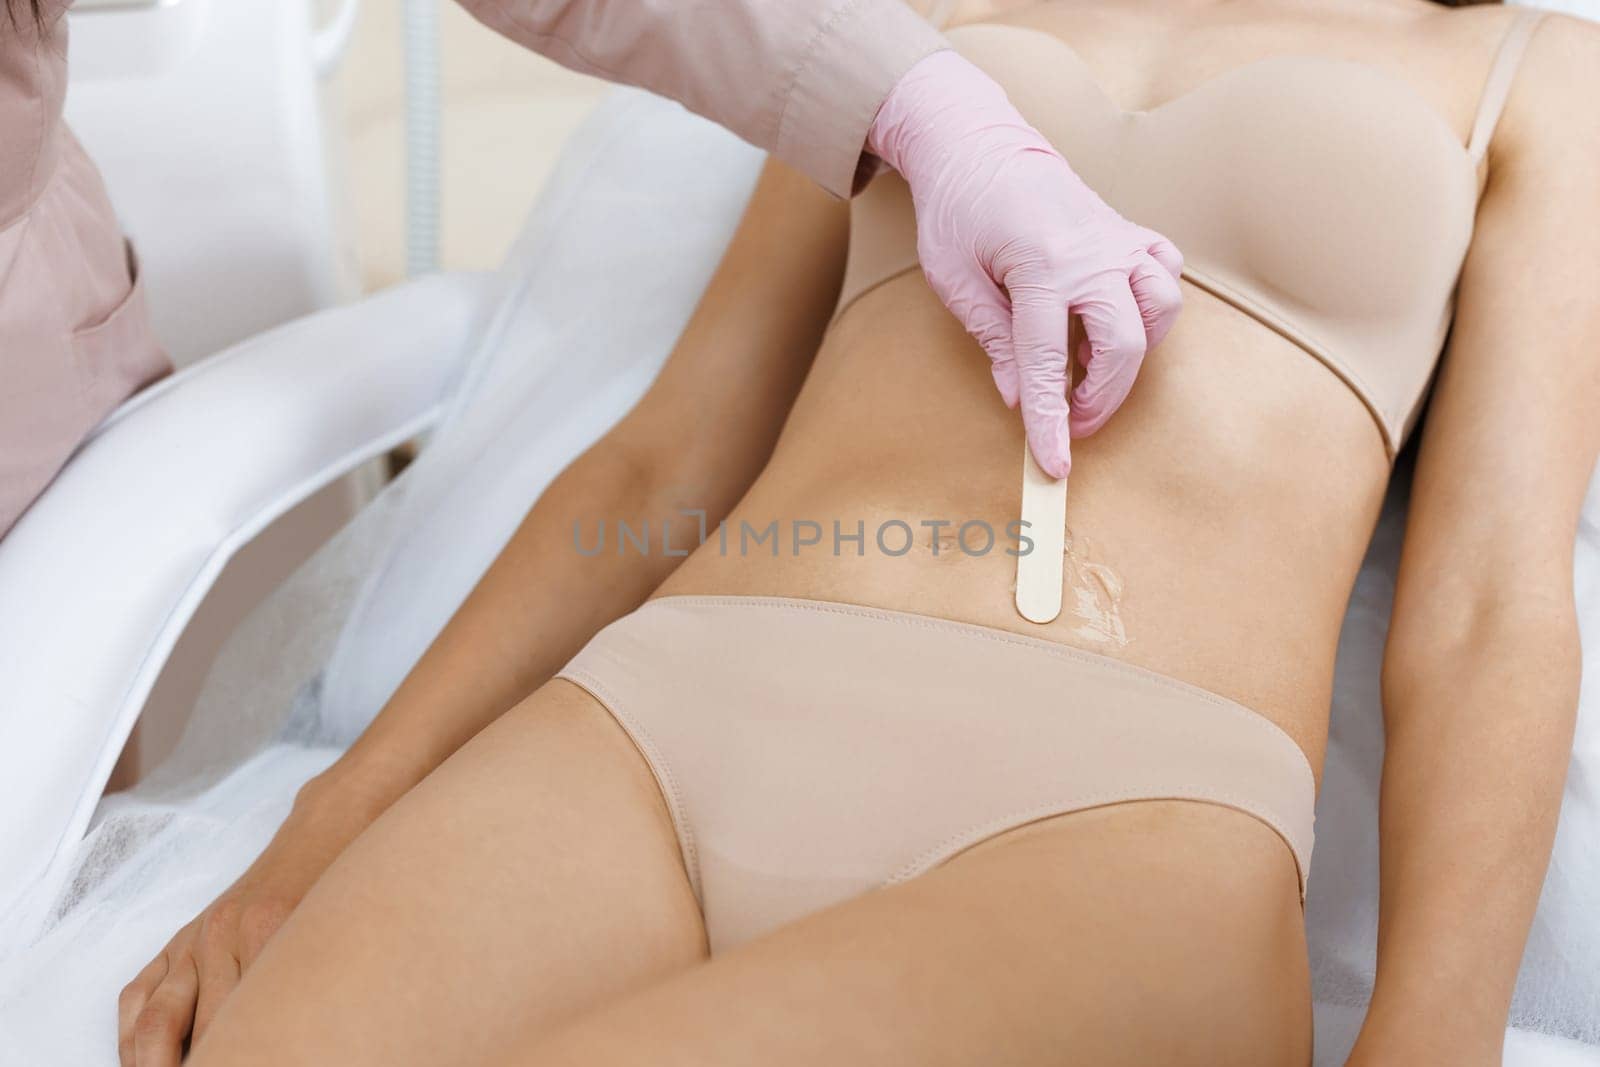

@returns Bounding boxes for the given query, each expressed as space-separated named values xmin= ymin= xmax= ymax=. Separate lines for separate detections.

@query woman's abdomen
xmin=659 ymin=273 xmax=1391 ymax=766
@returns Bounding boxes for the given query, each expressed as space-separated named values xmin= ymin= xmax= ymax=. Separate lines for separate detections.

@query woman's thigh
xmin=508 ymin=801 xmax=1311 ymax=1067
xmin=189 ymin=679 xmax=706 ymax=1067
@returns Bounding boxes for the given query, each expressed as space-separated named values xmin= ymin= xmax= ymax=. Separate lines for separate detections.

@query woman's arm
xmin=318 ymin=158 xmax=849 ymax=815
xmin=1349 ymin=18 xmax=1600 ymax=1064
xmin=117 ymin=158 xmax=848 ymax=1064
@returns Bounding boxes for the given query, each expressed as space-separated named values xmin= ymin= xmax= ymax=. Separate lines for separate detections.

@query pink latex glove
xmin=868 ymin=50 xmax=1184 ymax=479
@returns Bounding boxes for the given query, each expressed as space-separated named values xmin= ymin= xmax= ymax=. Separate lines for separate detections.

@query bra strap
xmin=1466 ymin=9 xmax=1546 ymax=164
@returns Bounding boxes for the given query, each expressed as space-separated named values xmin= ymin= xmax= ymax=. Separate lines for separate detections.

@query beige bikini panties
xmin=558 ymin=595 xmax=1316 ymax=953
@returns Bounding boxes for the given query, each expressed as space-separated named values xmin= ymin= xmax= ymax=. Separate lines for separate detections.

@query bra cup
xmin=841 ymin=22 xmax=1485 ymax=455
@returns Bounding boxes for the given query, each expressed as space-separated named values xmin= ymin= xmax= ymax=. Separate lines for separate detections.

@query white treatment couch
xmin=1 ymin=89 xmax=1597 ymax=1066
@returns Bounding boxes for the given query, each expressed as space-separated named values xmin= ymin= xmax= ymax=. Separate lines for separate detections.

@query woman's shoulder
xmin=1482 ymin=8 xmax=1600 ymax=159
xmin=1388 ymin=3 xmax=1598 ymax=163
xmin=1515 ymin=8 xmax=1600 ymax=87
xmin=1436 ymin=3 xmax=1600 ymax=75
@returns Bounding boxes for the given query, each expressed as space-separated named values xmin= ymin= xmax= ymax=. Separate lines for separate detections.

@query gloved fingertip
xmin=1068 ymin=407 xmax=1108 ymax=438
xmin=1047 ymin=449 xmax=1072 ymax=481
xmin=1148 ymin=237 xmax=1185 ymax=282
xmin=1145 ymin=285 xmax=1181 ymax=325
xmin=1029 ymin=422 xmax=1071 ymax=480
xmin=1068 ymin=377 xmax=1110 ymax=428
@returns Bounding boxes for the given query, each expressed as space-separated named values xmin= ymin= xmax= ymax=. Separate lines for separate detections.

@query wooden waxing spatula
xmin=1014 ymin=314 xmax=1080 ymax=624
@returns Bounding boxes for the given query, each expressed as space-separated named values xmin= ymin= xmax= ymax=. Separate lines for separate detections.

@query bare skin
xmin=121 ymin=2 xmax=1600 ymax=1066
xmin=178 ymin=680 xmax=1310 ymax=1067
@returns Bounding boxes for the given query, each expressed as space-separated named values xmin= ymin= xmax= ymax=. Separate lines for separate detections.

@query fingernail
xmin=1042 ymin=440 xmax=1070 ymax=480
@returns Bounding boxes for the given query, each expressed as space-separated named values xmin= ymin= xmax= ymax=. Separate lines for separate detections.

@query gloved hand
xmin=868 ymin=49 xmax=1184 ymax=479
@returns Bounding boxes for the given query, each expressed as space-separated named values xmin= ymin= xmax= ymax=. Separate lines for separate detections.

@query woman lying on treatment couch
xmin=122 ymin=1 xmax=1600 ymax=1064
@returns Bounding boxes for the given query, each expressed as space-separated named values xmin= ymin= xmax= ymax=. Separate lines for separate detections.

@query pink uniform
xmin=1 ymin=0 xmax=945 ymax=537
xmin=1 ymin=0 xmax=169 ymax=538
xmin=453 ymin=0 xmax=947 ymax=198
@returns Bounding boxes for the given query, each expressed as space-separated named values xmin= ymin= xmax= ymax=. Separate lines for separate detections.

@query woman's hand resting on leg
xmin=116 ymin=773 xmax=385 ymax=1067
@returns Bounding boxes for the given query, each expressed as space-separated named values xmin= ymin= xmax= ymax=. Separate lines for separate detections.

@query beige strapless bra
xmin=838 ymin=11 xmax=1545 ymax=458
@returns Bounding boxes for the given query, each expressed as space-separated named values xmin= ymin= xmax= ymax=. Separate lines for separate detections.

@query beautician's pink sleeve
xmin=453 ymin=0 xmax=947 ymax=197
